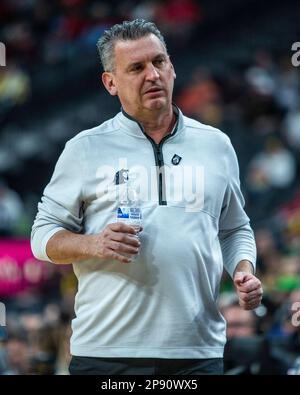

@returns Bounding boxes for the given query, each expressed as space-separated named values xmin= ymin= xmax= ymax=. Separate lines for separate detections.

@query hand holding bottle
xmin=89 ymin=222 xmax=141 ymax=264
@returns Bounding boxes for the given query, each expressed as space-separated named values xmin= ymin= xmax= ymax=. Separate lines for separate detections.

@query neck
xmin=125 ymin=106 xmax=176 ymax=144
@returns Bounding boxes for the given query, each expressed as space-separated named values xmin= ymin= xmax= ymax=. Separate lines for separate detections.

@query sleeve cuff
xmin=226 ymin=254 xmax=256 ymax=279
xmin=40 ymin=227 xmax=66 ymax=262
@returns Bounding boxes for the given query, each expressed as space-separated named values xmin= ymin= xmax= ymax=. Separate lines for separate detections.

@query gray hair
xmin=97 ymin=19 xmax=167 ymax=72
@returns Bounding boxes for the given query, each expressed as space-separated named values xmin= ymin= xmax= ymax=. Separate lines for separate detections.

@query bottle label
xmin=129 ymin=207 xmax=142 ymax=220
xmin=117 ymin=207 xmax=129 ymax=219
xmin=117 ymin=207 xmax=142 ymax=221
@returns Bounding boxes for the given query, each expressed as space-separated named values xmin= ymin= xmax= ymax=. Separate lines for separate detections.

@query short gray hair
xmin=97 ymin=19 xmax=167 ymax=72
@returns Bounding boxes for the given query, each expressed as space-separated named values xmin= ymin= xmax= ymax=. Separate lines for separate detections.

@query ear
xmin=170 ymin=61 xmax=176 ymax=80
xmin=102 ymin=72 xmax=118 ymax=96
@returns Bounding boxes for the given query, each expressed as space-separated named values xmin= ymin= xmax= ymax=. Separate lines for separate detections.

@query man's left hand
xmin=233 ymin=272 xmax=263 ymax=310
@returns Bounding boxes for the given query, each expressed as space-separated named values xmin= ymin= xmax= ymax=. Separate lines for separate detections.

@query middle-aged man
xmin=31 ymin=19 xmax=263 ymax=375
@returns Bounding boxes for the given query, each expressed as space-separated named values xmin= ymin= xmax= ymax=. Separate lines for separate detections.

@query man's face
xmin=223 ymin=306 xmax=255 ymax=339
xmin=102 ymin=34 xmax=176 ymax=116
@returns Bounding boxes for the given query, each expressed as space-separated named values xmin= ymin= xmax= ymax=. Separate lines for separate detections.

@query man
xmin=31 ymin=19 xmax=263 ymax=375
xmin=221 ymin=299 xmax=257 ymax=339
xmin=221 ymin=299 xmax=268 ymax=374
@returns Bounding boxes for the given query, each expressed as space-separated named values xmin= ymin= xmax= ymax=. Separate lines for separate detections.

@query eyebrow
xmin=127 ymin=61 xmax=142 ymax=71
xmin=127 ymin=53 xmax=167 ymax=70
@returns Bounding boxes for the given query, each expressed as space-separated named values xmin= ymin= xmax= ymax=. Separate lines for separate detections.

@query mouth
xmin=144 ymin=87 xmax=164 ymax=96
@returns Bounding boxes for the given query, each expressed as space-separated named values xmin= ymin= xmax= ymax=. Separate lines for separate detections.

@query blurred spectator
xmin=4 ymin=335 xmax=31 ymax=374
xmin=0 ymin=64 xmax=31 ymax=121
xmin=222 ymin=300 xmax=257 ymax=339
xmin=0 ymin=328 xmax=7 ymax=374
xmin=130 ymin=0 xmax=159 ymax=21
xmin=266 ymin=289 xmax=300 ymax=374
xmin=277 ymin=189 xmax=300 ymax=256
xmin=0 ymin=180 xmax=24 ymax=236
xmin=255 ymin=228 xmax=281 ymax=274
xmin=156 ymin=0 xmax=202 ymax=46
xmin=275 ymin=57 xmax=300 ymax=111
xmin=2 ymin=21 xmax=37 ymax=64
xmin=247 ymin=137 xmax=296 ymax=192
xmin=245 ymin=51 xmax=276 ymax=97
xmin=220 ymin=297 xmax=271 ymax=375
xmin=176 ymin=68 xmax=222 ymax=125
xmin=284 ymin=106 xmax=300 ymax=151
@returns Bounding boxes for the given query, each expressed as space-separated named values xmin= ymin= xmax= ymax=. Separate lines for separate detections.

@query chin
xmin=146 ymin=98 xmax=167 ymax=111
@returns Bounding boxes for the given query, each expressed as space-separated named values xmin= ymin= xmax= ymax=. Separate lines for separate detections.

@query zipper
xmin=147 ymin=134 xmax=172 ymax=205
xmin=121 ymin=107 xmax=179 ymax=206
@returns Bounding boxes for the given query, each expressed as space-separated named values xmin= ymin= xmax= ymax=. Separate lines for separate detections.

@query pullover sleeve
xmin=218 ymin=137 xmax=256 ymax=278
xmin=31 ymin=139 xmax=85 ymax=262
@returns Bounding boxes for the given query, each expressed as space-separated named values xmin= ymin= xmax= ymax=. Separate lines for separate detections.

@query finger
xmin=234 ymin=272 xmax=253 ymax=286
xmin=241 ymin=294 xmax=262 ymax=306
xmin=108 ymin=222 xmax=137 ymax=235
xmin=240 ymin=298 xmax=261 ymax=310
xmin=233 ymin=271 xmax=246 ymax=285
xmin=240 ymin=298 xmax=262 ymax=309
xmin=109 ymin=240 xmax=139 ymax=255
xmin=110 ymin=232 xmax=141 ymax=247
xmin=108 ymin=250 xmax=133 ymax=264
xmin=236 ymin=277 xmax=261 ymax=292
xmin=239 ymin=287 xmax=263 ymax=302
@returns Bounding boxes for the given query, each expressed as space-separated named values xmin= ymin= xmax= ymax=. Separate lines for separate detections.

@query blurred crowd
xmin=0 ymin=0 xmax=300 ymax=375
xmin=0 ymin=0 xmax=202 ymax=125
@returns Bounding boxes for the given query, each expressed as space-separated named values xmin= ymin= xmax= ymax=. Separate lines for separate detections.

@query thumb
xmin=234 ymin=271 xmax=248 ymax=286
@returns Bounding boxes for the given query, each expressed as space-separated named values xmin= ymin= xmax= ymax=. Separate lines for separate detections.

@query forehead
xmin=114 ymin=34 xmax=167 ymax=66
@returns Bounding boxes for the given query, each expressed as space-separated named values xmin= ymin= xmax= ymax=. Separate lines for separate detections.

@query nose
xmin=145 ymin=64 xmax=160 ymax=81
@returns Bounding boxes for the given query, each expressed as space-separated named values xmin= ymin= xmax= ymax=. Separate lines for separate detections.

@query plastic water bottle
xmin=116 ymin=205 xmax=142 ymax=233
xmin=116 ymin=176 xmax=142 ymax=260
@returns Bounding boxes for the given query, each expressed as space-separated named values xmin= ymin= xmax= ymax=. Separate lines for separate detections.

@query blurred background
xmin=0 ymin=0 xmax=300 ymax=375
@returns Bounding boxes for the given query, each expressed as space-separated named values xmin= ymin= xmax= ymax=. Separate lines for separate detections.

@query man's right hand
xmin=89 ymin=222 xmax=141 ymax=263
xmin=46 ymin=223 xmax=142 ymax=265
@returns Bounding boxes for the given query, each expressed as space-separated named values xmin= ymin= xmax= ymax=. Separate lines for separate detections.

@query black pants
xmin=69 ymin=356 xmax=223 ymax=375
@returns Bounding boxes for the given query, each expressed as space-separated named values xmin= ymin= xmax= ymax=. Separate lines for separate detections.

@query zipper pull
xmin=156 ymin=148 xmax=163 ymax=165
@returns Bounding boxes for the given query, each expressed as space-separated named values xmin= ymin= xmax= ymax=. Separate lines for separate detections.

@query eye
xmin=130 ymin=64 xmax=143 ymax=72
xmin=154 ymin=58 xmax=165 ymax=67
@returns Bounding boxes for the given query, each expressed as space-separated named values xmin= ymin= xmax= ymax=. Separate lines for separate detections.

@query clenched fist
xmin=233 ymin=272 xmax=263 ymax=310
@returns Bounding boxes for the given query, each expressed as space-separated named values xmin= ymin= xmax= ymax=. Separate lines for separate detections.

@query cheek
xmin=120 ymin=86 xmax=142 ymax=106
xmin=166 ymin=74 xmax=175 ymax=91
xmin=126 ymin=79 xmax=141 ymax=93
